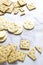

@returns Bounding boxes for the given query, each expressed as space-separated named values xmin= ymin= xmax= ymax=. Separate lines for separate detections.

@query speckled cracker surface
xmin=16 ymin=51 xmax=26 ymax=62
xmin=20 ymin=39 xmax=30 ymax=50
xmin=27 ymin=48 xmax=37 ymax=61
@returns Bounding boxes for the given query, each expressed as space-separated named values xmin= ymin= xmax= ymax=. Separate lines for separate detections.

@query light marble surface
xmin=0 ymin=0 xmax=43 ymax=65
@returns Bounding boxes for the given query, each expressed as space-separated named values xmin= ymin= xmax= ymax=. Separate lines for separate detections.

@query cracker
xmin=23 ymin=20 xmax=35 ymax=30
xmin=27 ymin=48 xmax=36 ymax=61
xmin=35 ymin=46 xmax=42 ymax=54
xmin=0 ymin=44 xmax=11 ymax=57
xmin=6 ymin=3 xmax=14 ymax=13
xmin=0 ymin=4 xmax=8 ymax=13
xmin=0 ymin=46 xmax=7 ymax=63
xmin=18 ymin=0 xmax=27 ymax=6
xmin=26 ymin=3 xmax=36 ymax=11
xmin=8 ymin=22 xmax=18 ymax=33
xmin=13 ymin=8 xmax=19 ymax=15
xmin=0 ymin=16 xmax=8 ymax=30
xmin=13 ymin=2 xmax=20 ymax=8
xmin=0 ymin=30 xmax=6 ymax=38
xmin=0 ymin=45 xmax=11 ymax=57
xmin=0 ymin=17 xmax=5 ymax=30
xmin=0 ymin=11 xmax=4 ymax=16
xmin=0 ymin=22 xmax=4 ymax=31
xmin=20 ymin=11 xmax=25 ymax=16
xmin=0 ymin=45 xmax=5 ymax=51
xmin=0 ymin=0 xmax=3 ymax=5
xmin=14 ymin=25 xmax=23 ymax=35
xmin=0 ymin=34 xmax=7 ymax=42
xmin=16 ymin=50 xmax=26 ymax=62
xmin=3 ymin=47 xmax=12 ymax=57
xmin=0 ymin=44 xmax=3 ymax=47
xmin=3 ymin=0 xmax=12 ymax=6
xmin=2 ymin=21 xmax=8 ymax=30
xmin=2 ymin=43 xmax=17 ymax=57
xmin=7 ymin=51 xmax=18 ymax=63
xmin=0 ymin=52 xmax=7 ymax=63
xmin=20 ymin=39 xmax=30 ymax=50
xmin=6 ymin=43 xmax=17 ymax=51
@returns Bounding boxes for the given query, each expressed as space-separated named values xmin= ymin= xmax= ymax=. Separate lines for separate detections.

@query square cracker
xmin=16 ymin=50 xmax=26 ymax=62
xmin=18 ymin=0 xmax=27 ymax=6
xmin=35 ymin=46 xmax=42 ymax=54
xmin=20 ymin=39 xmax=30 ymax=50
xmin=6 ymin=3 xmax=14 ymax=13
xmin=0 ymin=4 xmax=8 ymax=13
xmin=7 ymin=51 xmax=18 ymax=63
xmin=26 ymin=3 xmax=36 ymax=11
xmin=27 ymin=48 xmax=36 ymax=61
xmin=0 ymin=45 xmax=11 ymax=57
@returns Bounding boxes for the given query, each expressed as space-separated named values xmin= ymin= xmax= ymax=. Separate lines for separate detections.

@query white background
xmin=0 ymin=0 xmax=43 ymax=65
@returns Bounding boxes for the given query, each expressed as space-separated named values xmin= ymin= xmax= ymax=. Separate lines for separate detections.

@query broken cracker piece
xmin=20 ymin=11 xmax=25 ymax=16
xmin=19 ymin=7 xmax=24 ymax=12
xmin=35 ymin=46 xmax=42 ymax=54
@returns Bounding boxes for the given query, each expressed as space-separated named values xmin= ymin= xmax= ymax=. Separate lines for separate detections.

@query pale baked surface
xmin=35 ymin=46 xmax=42 ymax=54
xmin=0 ymin=30 xmax=7 ymax=42
xmin=13 ymin=8 xmax=19 ymax=14
xmin=26 ymin=3 xmax=36 ymax=11
xmin=23 ymin=20 xmax=35 ymax=30
xmin=6 ymin=3 xmax=14 ymax=13
xmin=7 ymin=51 xmax=18 ymax=63
xmin=18 ymin=0 xmax=27 ymax=6
xmin=14 ymin=25 xmax=23 ymax=35
xmin=27 ymin=48 xmax=37 ymax=61
xmin=16 ymin=50 xmax=26 ymax=62
xmin=13 ymin=2 xmax=20 ymax=8
xmin=3 ymin=0 xmax=12 ymax=6
xmin=20 ymin=39 xmax=30 ymax=50
xmin=0 ymin=4 xmax=8 ymax=13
